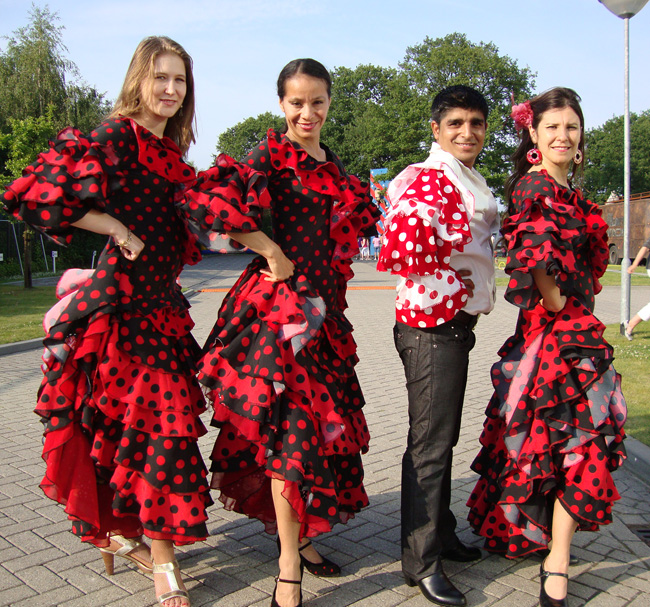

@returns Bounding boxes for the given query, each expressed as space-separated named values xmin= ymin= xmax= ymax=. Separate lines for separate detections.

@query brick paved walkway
xmin=1 ymin=254 xmax=648 ymax=606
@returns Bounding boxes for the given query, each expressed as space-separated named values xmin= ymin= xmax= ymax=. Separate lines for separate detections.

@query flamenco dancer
xmin=193 ymin=58 xmax=380 ymax=607
xmin=467 ymin=88 xmax=626 ymax=607
xmin=2 ymin=36 xmax=266 ymax=607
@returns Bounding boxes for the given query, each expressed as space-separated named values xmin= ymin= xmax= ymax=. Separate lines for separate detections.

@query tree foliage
xmin=584 ymin=111 xmax=650 ymax=204
xmin=0 ymin=4 xmax=111 ymax=180
xmin=214 ymin=33 xmax=535 ymax=200
xmin=216 ymin=112 xmax=285 ymax=160
xmin=0 ymin=4 xmax=112 ymax=279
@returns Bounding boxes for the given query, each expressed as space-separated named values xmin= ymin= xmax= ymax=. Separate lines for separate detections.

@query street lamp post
xmin=598 ymin=0 xmax=649 ymax=334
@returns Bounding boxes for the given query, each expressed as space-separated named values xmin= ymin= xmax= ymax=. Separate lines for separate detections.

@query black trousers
xmin=394 ymin=317 xmax=476 ymax=580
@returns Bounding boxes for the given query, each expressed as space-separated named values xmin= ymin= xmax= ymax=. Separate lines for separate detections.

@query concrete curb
xmin=624 ymin=435 xmax=650 ymax=487
xmin=0 ymin=337 xmax=43 ymax=356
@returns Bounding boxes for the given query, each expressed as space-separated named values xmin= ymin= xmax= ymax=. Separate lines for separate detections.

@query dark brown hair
xmin=505 ymin=87 xmax=584 ymax=202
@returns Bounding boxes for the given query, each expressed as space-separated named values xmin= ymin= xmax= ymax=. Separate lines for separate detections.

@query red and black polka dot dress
xmin=196 ymin=129 xmax=381 ymax=537
xmin=1 ymin=117 xmax=234 ymax=547
xmin=467 ymin=171 xmax=626 ymax=558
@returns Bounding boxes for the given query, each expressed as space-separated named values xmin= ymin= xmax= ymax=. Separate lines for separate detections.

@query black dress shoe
xmin=405 ymin=569 xmax=467 ymax=606
xmin=441 ymin=542 xmax=482 ymax=562
xmin=539 ymin=562 xmax=569 ymax=607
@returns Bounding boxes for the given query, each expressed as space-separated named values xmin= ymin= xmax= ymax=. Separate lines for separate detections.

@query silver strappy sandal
xmin=99 ymin=534 xmax=153 ymax=575
xmin=153 ymin=559 xmax=190 ymax=606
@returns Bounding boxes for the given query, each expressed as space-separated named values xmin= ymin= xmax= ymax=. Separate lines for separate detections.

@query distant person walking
xmin=624 ymin=235 xmax=650 ymax=339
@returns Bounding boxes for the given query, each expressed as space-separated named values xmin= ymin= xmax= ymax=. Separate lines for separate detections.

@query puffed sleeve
xmin=378 ymin=169 xmax=471 ymax=277
xmin=346 ymin=174 xmax=382 ymax=237
xmin=178 ymin=152 xmax=270 ymax=251
xmin=503 ymin=172 xmax=608 ymax=309
xmin=378 ymin=168 xmax=472 ymax=325
xmin=1 ymin=120 xmax=126 ymax=246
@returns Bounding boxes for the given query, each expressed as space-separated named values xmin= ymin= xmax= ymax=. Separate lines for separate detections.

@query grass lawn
xmin=0 ymin=284 xmax=56 ymax=344
xmin=494 ymin=262 xmax=649 ymax=287
xmin=606 ymin=326 xmax=650 ymax=447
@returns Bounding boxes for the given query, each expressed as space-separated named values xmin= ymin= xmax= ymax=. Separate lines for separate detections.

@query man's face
xmin=431 ymin=108 xmax=487 ymax=169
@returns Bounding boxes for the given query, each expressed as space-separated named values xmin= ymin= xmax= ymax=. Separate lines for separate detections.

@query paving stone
xmin=1 ymin=259 xmax=649 ymax=606
xmin=0 ymin=582 xmax=37 ymax=606
xmin=583 ymin=594 xmax=631 ymax=607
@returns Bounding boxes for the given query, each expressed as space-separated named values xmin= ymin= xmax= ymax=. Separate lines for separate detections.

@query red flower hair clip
xmin=510 ymin=93 xmax=534 ymax=131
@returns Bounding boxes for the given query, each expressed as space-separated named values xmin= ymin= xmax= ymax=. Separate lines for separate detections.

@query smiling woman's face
xmin=278 ymin=73 xmax=331 ymax=148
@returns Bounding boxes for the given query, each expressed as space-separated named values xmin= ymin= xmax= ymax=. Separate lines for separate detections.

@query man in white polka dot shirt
xmin=378 ymin=85 xmax=499 ymax=607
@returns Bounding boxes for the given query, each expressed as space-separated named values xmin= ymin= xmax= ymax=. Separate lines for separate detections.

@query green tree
xmin=3 ymin=105 xmax=57 ymax=181
xmin=216 ymin=112 xmax=285 ymax=161
xmin=0 ymin=4 xmax=72 ymax=130
xmin=1 ymin=106 xmax=59 ymax=287
xmin=584 ymin=111 xmax=650 ymax=204
xmin=0 ymin=4 xmax=111 ymax=138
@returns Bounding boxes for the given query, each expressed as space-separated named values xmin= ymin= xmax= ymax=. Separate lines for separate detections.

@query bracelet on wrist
xmin=116 ymin=229 xmax=132 ymax=249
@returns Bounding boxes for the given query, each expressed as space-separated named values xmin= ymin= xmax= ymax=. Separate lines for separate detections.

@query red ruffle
xmin=503 ymin=172 xmax=609 ymax=309
xmin=199 ymin=261 xmax=369 ymax=535
xmin=35 ymin=269 xmax=211 ymax=545
xmin=467 ymin=297 xmax=626 ymax=557
xmin=179 ymin=153 xmax=271 ymax=251
xmin=1 ymin=128 xmax=119 ymax=246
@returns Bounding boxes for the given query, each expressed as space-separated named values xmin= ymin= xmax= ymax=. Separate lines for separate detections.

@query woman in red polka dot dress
xmin=2 ymin=37 xmax=267 ymax=607
xmin=193 ymin=58 xmax=380 ymax=607
xmin=467 ymin=88 xmax=626 ymax=607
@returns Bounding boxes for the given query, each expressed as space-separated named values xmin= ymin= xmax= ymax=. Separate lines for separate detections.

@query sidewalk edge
xmin=0 ymin=337 xmax=43 ymax=357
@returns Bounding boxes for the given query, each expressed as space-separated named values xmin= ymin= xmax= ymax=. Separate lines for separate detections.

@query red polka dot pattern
xmin=198 ymin=130 xmax=380 ymax=537
xmin=466 ymin=172 xmax=626 ymax=558
xmin=378 ymin=170 xmax=472 ymax=327
xmin=3 ymin=117 xmax=237 ymax=547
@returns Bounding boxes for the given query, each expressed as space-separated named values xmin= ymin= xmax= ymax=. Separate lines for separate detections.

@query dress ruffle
xmin=179 ymin=153 xmax=271 ymax=251
xmin=1 ymin=128 xmax=119 ymax=246
xmin=503 ymin=171 xmax=608 ymax=310
xmin=37 ymin=262 xmax=213 ymax=545
xmin=467 ymin=172 xmax=625 ymax=558
xmin=199 ymin=259 xmax=369 ymax=536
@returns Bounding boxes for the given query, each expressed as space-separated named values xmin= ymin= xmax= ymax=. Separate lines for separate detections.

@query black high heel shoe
xmin=539 ymin=561 xmax=569 ymax=607
xmin=276 ymin=537 xmax=341 ymax=578
xmin=299 ymin=540 xmax=340 ymax=577
xmin=270 ymin=576 xmax=302 ymax=607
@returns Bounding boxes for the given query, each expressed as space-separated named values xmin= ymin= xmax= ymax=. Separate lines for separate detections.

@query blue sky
xmin=1 ymin=0 xmax=649 ymax=170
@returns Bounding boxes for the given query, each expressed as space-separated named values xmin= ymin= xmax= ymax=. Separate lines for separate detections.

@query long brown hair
xmin=505 ymin=87 xmax=584 ymax=203
xmin=109 ymin=36 xmax=196 ymax=154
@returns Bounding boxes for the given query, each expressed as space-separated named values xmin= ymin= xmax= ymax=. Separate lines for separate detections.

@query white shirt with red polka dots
xmin=378 ymin=143 xmax=498 ymax=328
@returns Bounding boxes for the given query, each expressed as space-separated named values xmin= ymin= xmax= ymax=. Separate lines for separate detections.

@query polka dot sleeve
xmin=378 ymin=171 xmax=471 ymax=277
xmin=378 ymin=170 xmax=472 ymax=327
xmin=1 ymin=124 xmax=123 ymax=246
xmin=180 ymin=154 xmax=270 ymax=249
xmin=503 ymin=172 xmax=608 ymax=309
xmin=347 ymin=175 xmax=382 ymax=236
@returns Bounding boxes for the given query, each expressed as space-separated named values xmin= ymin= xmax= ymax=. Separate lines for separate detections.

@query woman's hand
xmin=72 ymin=210 xmax=144 ymax=261
xmin=261 ymin=249 xmax=295 ymax=282
xmin=226 ymin=230 xmax=295 ymax=283
xmin=114 ymin=228 xmax=144 ymax=261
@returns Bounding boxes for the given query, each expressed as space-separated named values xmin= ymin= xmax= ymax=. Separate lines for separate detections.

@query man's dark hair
xmin=430 ymin=85 xmax=489 ymax=124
